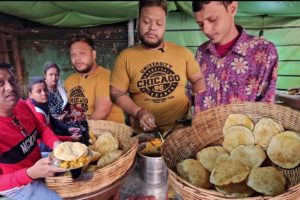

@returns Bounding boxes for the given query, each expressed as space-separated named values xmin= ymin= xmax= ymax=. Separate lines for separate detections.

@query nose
xmin=72 ymin=54 xmax=81 ymax=62
xmin=41 ymin=90 xmax=48 ymax=96
xmin=52 ymin=75 xmax=58 ymax=80
xmin=202 ymin=22 xmax=212 ymax=36
xmin=5 ymin=81 xmax=13 ymax=91
xmin=149 ymin=22 xmax=156 ymax=31
xmin=75 ymin=55 xmax=81 ymax=60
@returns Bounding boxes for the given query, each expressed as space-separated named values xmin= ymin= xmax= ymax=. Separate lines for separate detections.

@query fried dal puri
xmin=267 ymin=131 xmax=300 ymax=169
xmin=215 ymin=181 xmax=255 ymax=198
xmin=89 ymin=130 xmax=97 ymax=144
xmin=222 ymin=126 xmax=254 ymax=152
xmin=89 ymin=148 xmax=102 ymax=162
xmin=54 ymin=142 xmax=88 ymax=161
xmin=210 ymin=160 xmax=250 ymax=186
xmin=247 ymin=167 xmax=286 ymax=196
xmin=196 ymin=146 xmax=229 ymax=172
xmin=176 ymin=159 xmax=211 ymax=189
xmin=223 ymin=114 xmax=254 ymax=134
xmin=215 ymin=154 xmax=230 ymax=166
xmin=97 ymin=149 xmax=123 ymax=168
xmin=92 ymin=131 xmax=119 ymax=154
xmin=230 ymin=145 xmax=266 ymax=169
xmin=253 ymin=118 xmax=284 ymax=148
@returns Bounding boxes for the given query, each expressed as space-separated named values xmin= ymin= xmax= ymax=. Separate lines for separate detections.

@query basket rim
xmin=167 ymin=166 xmax=300 ymax=199
xmin=194 ymin=101 xmax=300 ymax=116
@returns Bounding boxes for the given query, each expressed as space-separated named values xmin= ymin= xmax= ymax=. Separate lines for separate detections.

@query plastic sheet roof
xmin=0 ymin=1 xmax=299 ymax=27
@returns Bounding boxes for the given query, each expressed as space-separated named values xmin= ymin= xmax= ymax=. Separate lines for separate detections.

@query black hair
xmin=43 ymin=61 xmax=60 ymax=75
xmin=27 ymin=76 xmax=46 ymax=92
xmin=0 ymin=63 xmax=14 ymax=74
xmin=139 ymin=0 xmax=168 ymax=16
xmin=192 ymin=1 xmax=233 ymax=12
xmin=0 ymin=63 xmax=13 ymax=70
xmin=68 ymin=33 xmax=95 ymax=49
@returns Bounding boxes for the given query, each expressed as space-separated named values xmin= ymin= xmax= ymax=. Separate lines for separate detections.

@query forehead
xmin=140 ymin=6 xmax=166 ymax=20
xmin=46 ymin=67 xmax=59 ymax=74
xmin=32 ymin=82 xmax=47 ymax=89
xmin=0 ymin=68 xmax=13 ymax=79
xmin=70 ymin=41 xmax=92 ymax=52
xmin=194 ymin=2 xmax=228 ymax=19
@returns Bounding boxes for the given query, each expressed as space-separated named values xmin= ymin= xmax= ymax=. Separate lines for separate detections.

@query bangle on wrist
xmin=135 ymin=108 xmax=146 ymax=119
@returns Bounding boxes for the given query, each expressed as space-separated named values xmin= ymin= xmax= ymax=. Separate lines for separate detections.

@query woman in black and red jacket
xmin=25 ymin=76 xmax=81 ymax=151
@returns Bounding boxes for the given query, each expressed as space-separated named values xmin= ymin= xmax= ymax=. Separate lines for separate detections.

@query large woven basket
xmin=162 ymin=102 xmax=300 ymax=200
xmin=46 ymin=120 xmax=138 ymax=198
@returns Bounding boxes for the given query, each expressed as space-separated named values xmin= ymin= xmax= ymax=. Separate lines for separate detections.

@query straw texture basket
xmin=162 ymin=102 xmax=300 ymax=200
xmin=45 ymin=120 xmax=138 ymax=198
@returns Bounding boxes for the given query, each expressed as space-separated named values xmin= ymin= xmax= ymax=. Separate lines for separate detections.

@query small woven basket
xmin=162 ymin=102 xmax=300 ymax=200
xmin=45 ymin=120 xmax=138 ymax=198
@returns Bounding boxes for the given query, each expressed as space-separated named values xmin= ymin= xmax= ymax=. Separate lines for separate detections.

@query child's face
xmin=29 ymin=82 xmax=48 ymax=103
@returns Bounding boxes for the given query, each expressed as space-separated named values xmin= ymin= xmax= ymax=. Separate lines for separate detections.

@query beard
xmin=73 ymin=63 xmax=93 ymax=74
xmin=138 ymin=31 xmax=163 ymax=49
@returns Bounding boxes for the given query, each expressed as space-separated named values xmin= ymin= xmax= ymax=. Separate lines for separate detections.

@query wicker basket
xmin=45 ymin=120 xmax=138 ymax=198
xmin=162 ymin=102 xmax=300 ymax=200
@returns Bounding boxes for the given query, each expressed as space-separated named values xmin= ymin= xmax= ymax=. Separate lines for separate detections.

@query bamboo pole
xmin=11 ymin=35 xmax=25 ymax=97
xmin=0 ymin=33 xmax=10 ymax=63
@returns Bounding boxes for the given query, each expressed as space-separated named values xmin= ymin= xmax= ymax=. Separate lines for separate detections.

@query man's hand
xmin=136 ymin=109 xmax=157 ymax=132
xmin=26 ymin=157 xmax=67 ymax=179
xmin=276 ymin=90 xmax=300 ymax=110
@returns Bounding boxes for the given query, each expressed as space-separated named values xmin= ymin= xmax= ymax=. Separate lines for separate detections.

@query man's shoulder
xmin=195 ymin=40 xmax=210 ymax=54
xmin=14 ymin=99 xmax=33 ymax=114
xmin=119 ymin=44 xmax=141 ymax=56
xmin=17 ymin=99 xmax=28 ymax=108
xmin=243 ymin=32 xmax=276 ymax=48
xmin=65 ymin=73 xmax=79 ymax=83
xmin=95 ymin=66 xmax=110 ymax=77
xmin=165 ymin=41 xmax=195 ymax=55
xmin=166 ymin=41 xmax=187 ymax=50
xmin=199 ymin=40 xmax=210 ymax=49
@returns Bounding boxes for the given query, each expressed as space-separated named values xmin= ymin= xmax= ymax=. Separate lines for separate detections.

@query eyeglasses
xmin=12 ymin=116 xmax=29 ymax=137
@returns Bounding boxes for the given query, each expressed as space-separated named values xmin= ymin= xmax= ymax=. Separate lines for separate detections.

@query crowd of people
xmin=0 ymin=0 xmax=296 ymax=199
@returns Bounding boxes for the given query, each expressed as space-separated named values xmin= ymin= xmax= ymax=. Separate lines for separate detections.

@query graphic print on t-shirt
xmin=69 ymin=86 xmax=88 ymax=112
xmin=137 ymin=62 xmax=180 ymax=103
xmin=0 ymin=129 xmax=37 ymax=164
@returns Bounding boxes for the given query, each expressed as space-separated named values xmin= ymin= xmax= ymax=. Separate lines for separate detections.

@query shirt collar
xmin=204 ymin=25 xmax=248 ymax=57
